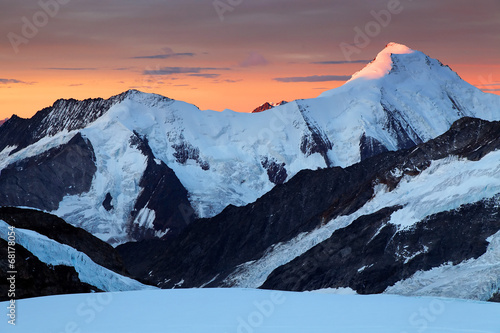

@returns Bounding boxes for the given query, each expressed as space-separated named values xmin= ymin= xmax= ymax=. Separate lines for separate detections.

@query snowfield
xmin=1 ymin=289 xmax=499 ymax=333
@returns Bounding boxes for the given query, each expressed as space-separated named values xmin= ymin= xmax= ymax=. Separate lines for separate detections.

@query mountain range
xmin=1 ymin=42 xmax=499 ymax=302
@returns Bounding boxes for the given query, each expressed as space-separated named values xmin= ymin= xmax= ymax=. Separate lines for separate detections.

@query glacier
xmin=0 ymin=220 xmax=153 ymax=292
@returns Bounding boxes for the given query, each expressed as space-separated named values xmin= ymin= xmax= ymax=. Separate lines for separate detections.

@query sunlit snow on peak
xmin=348 ymin=42 xmax=415 ymax=82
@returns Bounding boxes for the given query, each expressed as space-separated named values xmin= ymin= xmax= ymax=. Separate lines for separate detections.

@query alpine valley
xmin=1 ymin=43 xmax=500 ymax=304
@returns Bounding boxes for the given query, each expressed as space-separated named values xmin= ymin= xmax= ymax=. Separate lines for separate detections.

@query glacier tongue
xmin=0 ymin=219 xmax=153 ymax=292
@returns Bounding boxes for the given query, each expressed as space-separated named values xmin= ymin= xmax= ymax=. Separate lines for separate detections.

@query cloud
xmin=132 ymin=46 xmax=195 ymax=59
xmin=0 ymin=78 xmax=35 ymax=85
xmin=274 ymin=75 xmax=351 ymax=83
xmin=0 ymin=79 xmax=24 ymax=84
xmin=68 ymin=83 xmax=84 ymax=87
xmin=188 ymin=74 xmax=220 ymax=78
xmin=132 ymin=53 xmax=195 ymax=59
xmin=143 ymin=67 xmax=230 ymax=75
xmin=240 ymin=52 xmax=268 ymax=67
xmin=45 ymin=68 xmax=98 ymax=71
xmin=312 ymin=60 xmax=371 ymax=65
xmin=481 ymin=88 xmax=500 ymax=92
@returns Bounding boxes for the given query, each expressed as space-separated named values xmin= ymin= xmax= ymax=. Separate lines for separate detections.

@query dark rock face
xmin=0 ymin=91 xmax=136 ymax=154
xmin=251 ymin=101 xmax=287 ymax=113
xmin=117 ymin=117 xmax=500 ymax=291
xmin=0 ymin=239 xmax=99 ymax=301
xmin=0 ymin=207 xmax=128 ymax=275
xmin=489 ymin=293 xmax=500 ymax=303
xmin=299 ymin=132 xmax=333 ymax=165
xmin=117 ymin=239 xmax=167 ymax=280
xmin=252 ymin=102 xmax=274 ymax=113
xmin=0 ymin=133 xmax=96 ymax=211
xmin=261 ymin=207 xmax=399 ymax=292
xmin=261 ymin=157 xmax=287 ymax=185
xmin=380 ymin=97 xmax=423 ymax=150
xmin=359 ymin=133 xmax=389 ymax=161
xmin=171 ymin=139 xmax=209 ymax=170
xmin=102 ymin=192 xmax=114 ymax=211
xmin=261 ymin=198 xmax=500 ymax=293
xmin=298 ymin=105 xmax=334 ymax=167
xmin=447 ymin=93 xmax=466 ymax=117
xmin=129 ymin=132 xmax=195 ymax=241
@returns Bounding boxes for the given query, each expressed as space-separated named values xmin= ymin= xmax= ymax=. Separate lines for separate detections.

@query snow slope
xmin=1 ymin=289 xmax=499 ymax=333
xmin=0 ymin=220 xmax=153 ymax=292
xmin=52 ymin=114 xmax=149 ymax=243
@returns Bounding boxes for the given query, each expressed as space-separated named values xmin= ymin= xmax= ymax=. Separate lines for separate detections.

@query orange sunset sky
xmin=1 ymin=0 xmax=499 ymax=119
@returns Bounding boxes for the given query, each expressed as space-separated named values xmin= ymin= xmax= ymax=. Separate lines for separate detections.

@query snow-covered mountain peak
xmin=384 ymin=41 xmax=412 ymax=52
xmin=318 ymin=42 xmax=488 ymax=111
xmin=120 ymin=89 xmax=174 ymax=106
xmin=334 ymin=42 xmax=460 ymax=92
xmin=348 ymin=42 xmax=415 ymax=82
xmin=44 ymin=89 xmax=172 ymax=130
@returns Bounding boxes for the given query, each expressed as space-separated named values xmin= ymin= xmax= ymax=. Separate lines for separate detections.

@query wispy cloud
xmin=222 ymin=79 xmax=242 ymax=83
xmin=0 ymin=78 xmax=35 ymax=85
xmin=312 ymin=60 xmax=371 ymax=65
xmin=0 ymin=79 xmax=24 ymax=84
xmin=45 ymin=68 xmax=98 ymax=71
xmin=274 ymin=75 xmax=351 ymax=83
xmin=132 ymin=47 xmax=196 ymax=59
xmin=132 ymin=53 xmax=195 ymax=59
xmin=188 ymin=73 xmax=220 ymax=78
xmin=143 ymin=67 xmax=230 ymax=75
xmin=481 ymin=88 xmax=500 ymax=92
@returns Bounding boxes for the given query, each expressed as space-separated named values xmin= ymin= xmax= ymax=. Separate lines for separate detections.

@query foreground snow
xmin=1 ymin=289 xmax=499 ymax=332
